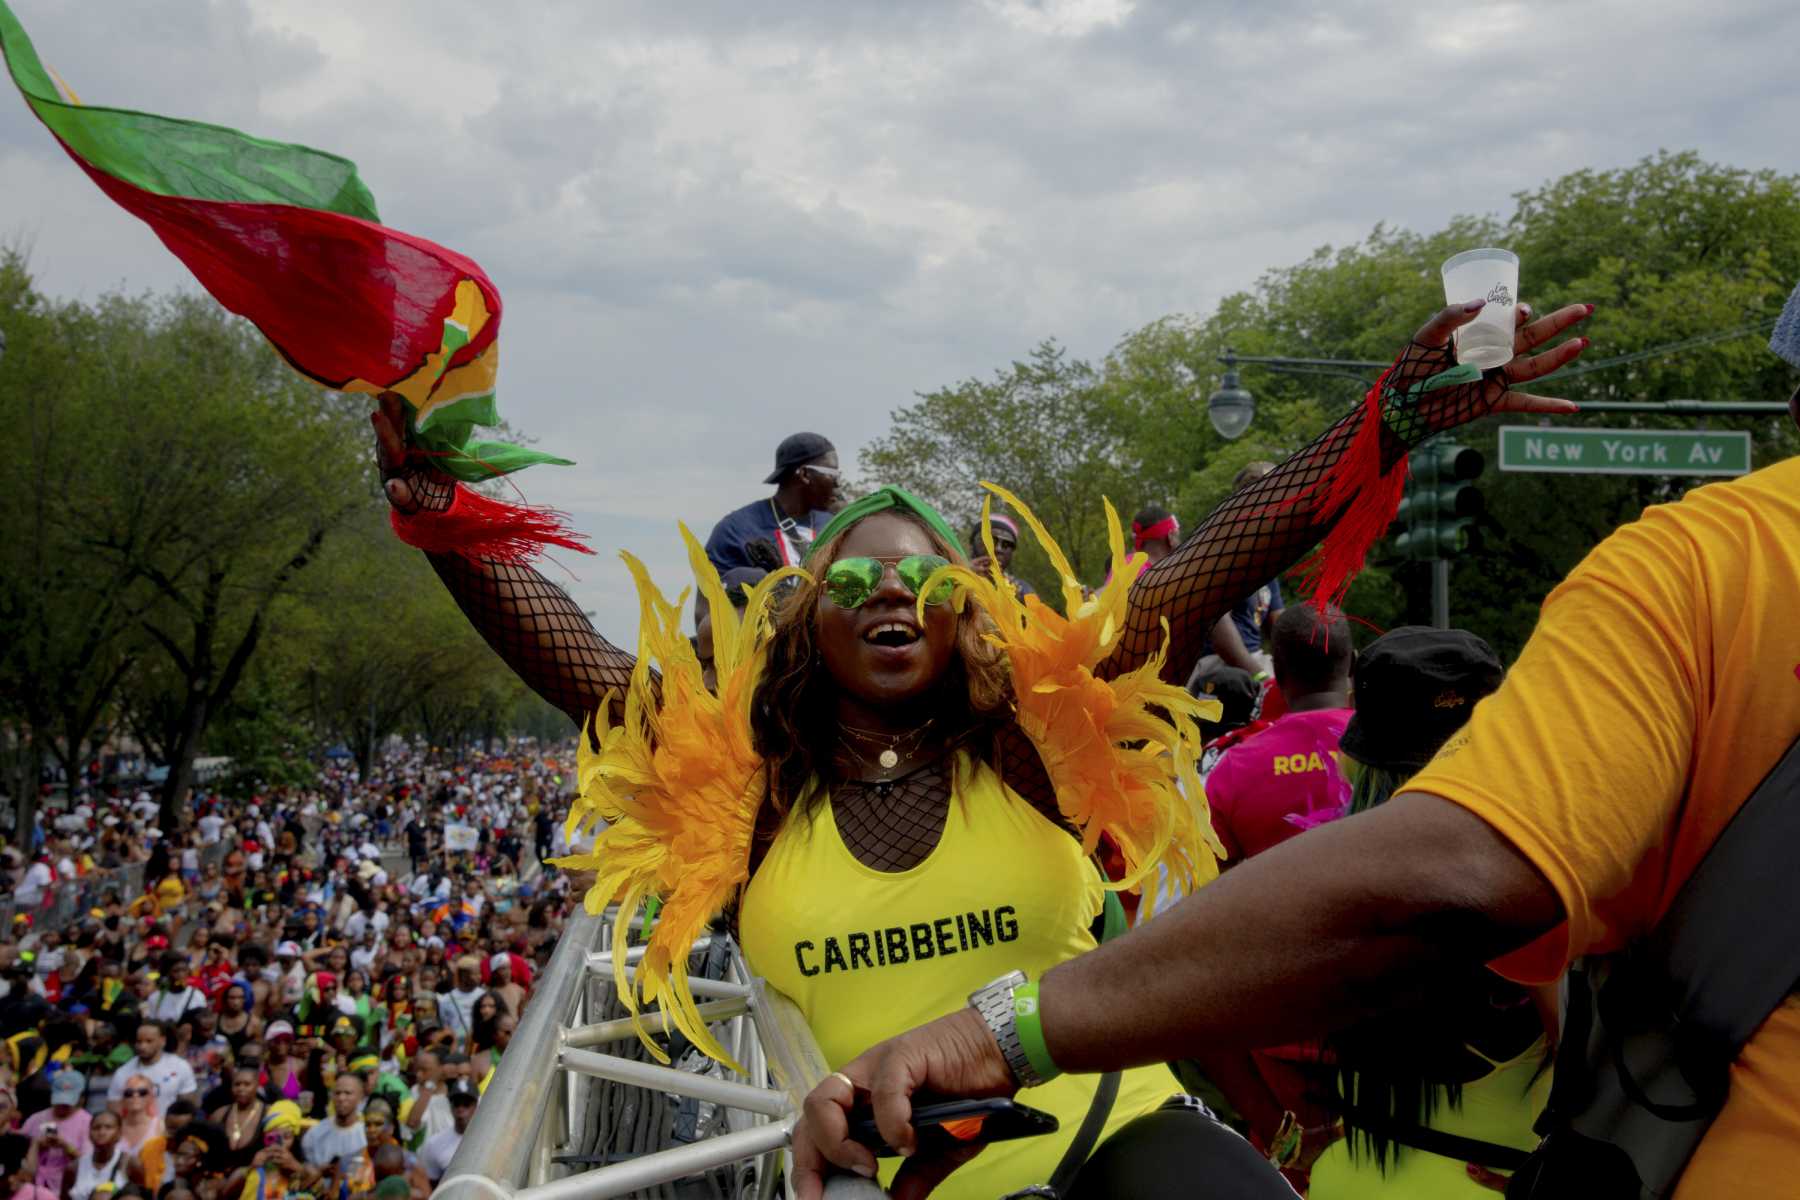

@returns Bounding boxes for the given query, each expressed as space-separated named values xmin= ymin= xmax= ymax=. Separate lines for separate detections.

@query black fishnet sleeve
xmin=381 ymin=431 xmax=637 ymax=734
xmin=1102 ymin=338 xmax=1503 ymax=684
xmin=426 ymin=552 xmax=638 ymax=732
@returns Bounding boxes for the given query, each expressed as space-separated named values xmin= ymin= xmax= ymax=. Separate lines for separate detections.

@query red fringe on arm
xmin=390 ymin=484 xmax=593 ymax=565
xmin=1270 ymin=368 xmax=1410 ymax=613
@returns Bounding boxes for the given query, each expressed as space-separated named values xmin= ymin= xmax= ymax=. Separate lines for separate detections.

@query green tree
xmin=859 ymin=341 xmax=1142 ymax=596
xmin=79 ymin=294 xmax=371 ymax=823
xmin=871 ymin=153 xmax=1800 ymax=662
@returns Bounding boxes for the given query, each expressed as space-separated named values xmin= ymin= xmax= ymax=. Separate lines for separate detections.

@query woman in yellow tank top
xmin=559 ymin=478 xmax=1330 ymax=1199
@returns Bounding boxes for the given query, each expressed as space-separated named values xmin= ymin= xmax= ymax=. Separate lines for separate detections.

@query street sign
xmin=1497 ymin=427 xmax=1751 ymax=477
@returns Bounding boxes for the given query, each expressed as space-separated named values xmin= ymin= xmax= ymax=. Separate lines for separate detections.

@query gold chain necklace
xmin=227 ymin=1101 xmax=262 ymax=1144
xmin=839 ymin=719 xmax=935 ymax=772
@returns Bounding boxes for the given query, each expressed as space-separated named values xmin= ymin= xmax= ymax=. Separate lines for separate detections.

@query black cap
xmin=719 ymin=567 xmax=767 ymax=607
xmin=1340 ymin=627 xmax=1504 ymax=773
xmin=447 ymin=1081 xmax=478 ymax=1106
xmin=763 ymin=433 xmax=835 ymax=484
xmin=1185 ymin=660 xmax=1261 ymax=741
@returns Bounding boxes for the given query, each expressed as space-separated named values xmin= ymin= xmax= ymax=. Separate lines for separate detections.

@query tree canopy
xmin=0 ymin=249 xmax=570 ymax=840
xmin=863 ymin=152 xmax=1800 ymax=652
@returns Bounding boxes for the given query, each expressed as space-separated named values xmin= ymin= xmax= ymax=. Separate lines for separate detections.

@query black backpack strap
xmin=1512 ymin=732 xmax=1800 ymax=1198
xmin=1650 ymin=732 xmax=1800 ymax=1046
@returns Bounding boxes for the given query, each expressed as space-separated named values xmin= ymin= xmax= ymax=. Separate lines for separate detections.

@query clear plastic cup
xmin=1441 ymin=248 xmax=1520 ymax=370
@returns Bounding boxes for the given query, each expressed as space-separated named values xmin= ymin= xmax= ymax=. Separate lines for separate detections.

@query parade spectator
xmin=442 ymin=961 xmax=484 ymax=1052
xmin=67 ymin=1110 xmax=128 ymax=1200
xmin=146 ymin=960 xmax=208 ymax=1025
xmin=20 ymin=1071 xmax=89 ymax=1196
xmin=108 ymin=1025 xmax=196 ymax=1116
xmin=968 ymin=512 xmax=1036 ymax=599
xmin=209 ymin=1069 xmax=265 ymax=1173
xmin=237 ymin=1102 xmax=307 ymax=1200
xmin=486 ymin=957 xmax=525 ymax=1020
xmin=694 ymin=566 xmax=767 ymax=693
xmin=1128 ymin=503 xmax=1180 ymax=566
xmin=298 ymin=1076 xmax=365 ymax=1177
xmin=113 ymin=1076 xmax=160 ymax=1156
xmin=1205 ymin=605 xmax=1354 ymax=861
xmin=398 ymin=1051 xmax=453 ymax=1146
xmin=418 ymin=1083 xmax=476 ymax=1185
xmin=1301 ymin=626 xmax=1538 ymax=1194
xmin=705 ymin=432 xmax=841 ymax=572
xmin=1206 ymin=462 xmax=1286 ymax=680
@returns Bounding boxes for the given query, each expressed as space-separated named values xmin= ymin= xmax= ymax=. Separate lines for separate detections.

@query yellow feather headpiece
xmin=926 ymin=484 xmax=1225 ymax=911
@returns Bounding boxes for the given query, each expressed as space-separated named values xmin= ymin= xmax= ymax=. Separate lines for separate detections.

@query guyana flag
xmin=0 ymin=2 xmax=585 ymax=560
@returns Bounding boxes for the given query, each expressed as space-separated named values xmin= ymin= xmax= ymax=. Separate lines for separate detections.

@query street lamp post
xmin=1206 ymin=347 xmax=1383 ymax=440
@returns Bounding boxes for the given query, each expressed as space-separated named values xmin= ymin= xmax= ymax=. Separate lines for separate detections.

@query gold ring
xmin=829 ymin=1071 xmax=856 ymax=1092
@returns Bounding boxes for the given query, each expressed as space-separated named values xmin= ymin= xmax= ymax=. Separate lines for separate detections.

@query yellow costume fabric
xmin=1307 ymin=1038 xmax=1551 ymax=1198
xmin=740 ymin=753 xmax=1174 ymax=1199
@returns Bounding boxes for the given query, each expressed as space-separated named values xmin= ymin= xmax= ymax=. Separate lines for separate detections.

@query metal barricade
xmin=436 ymin=908 xmax=886 ymax=1200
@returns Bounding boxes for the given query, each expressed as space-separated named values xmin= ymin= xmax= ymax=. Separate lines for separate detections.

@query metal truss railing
xmin=435 ymin=907 xmax=886 ymax=1200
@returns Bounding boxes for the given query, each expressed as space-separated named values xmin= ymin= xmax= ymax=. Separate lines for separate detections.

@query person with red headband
xmin=1128 ymin=505 xmax=1181 ymax=565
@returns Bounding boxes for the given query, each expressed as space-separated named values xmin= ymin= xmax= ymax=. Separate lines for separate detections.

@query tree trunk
xmin=11 ymin=725 xmax=44 ymax=853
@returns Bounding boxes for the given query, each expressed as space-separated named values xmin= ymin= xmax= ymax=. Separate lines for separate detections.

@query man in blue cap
xmin=705 ymin=432 xmax=841 ymax=573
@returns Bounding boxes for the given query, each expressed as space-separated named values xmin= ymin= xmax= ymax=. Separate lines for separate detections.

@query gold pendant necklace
xmin=840 ymin=719 xmax=935 ymax=778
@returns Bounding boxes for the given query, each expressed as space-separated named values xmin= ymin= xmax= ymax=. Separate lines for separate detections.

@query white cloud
xmin=4 ymin=0 xmax=1798 ymax=647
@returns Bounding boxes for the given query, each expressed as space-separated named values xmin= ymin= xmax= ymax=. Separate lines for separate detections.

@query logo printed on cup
xmin=1486 ymin=283 xmax=1514 ymax=307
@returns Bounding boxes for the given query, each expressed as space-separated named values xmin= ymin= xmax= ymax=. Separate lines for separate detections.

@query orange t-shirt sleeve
xmin=1405 ymin=514 xmax=1703 ymax=982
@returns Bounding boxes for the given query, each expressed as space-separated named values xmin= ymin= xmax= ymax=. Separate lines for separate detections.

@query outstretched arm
xmin=1102 ymin=300 xmax=1591 ymax=683
xmin=372 ymin=393 xmax=635 ymax=730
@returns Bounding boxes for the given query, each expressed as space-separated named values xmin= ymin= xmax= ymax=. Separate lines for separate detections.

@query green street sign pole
xmin=1497 ymin=427 xmax=1752 ymax=476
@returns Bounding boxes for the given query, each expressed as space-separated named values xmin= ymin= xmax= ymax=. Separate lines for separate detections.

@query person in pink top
xmin=1206 ymin=604 xmax=1353 ymax=862
xmin=20 ymin=1072 xmax=90 ymax=1198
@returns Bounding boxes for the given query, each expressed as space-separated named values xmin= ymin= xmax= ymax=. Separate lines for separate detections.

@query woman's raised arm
xmin=1102 ymin=299 xmax=1591 ymax=683
xmin=372 ymin=393 xmax=637 ymax=730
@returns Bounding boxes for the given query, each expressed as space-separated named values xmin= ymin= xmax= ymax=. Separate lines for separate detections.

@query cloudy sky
xmin=4 ymin=0 xmax=1796 ymax=643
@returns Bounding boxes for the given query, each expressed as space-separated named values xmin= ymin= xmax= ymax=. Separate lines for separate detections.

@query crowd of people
xmin=0 ymin=747 xmax=579 ymax=1200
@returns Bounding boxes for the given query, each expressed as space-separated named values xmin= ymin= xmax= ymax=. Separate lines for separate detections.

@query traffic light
xmin=1392 ymin=438 xmax=1484 ymax=560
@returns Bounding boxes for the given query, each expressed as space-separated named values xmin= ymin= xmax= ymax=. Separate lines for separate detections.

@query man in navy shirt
xmin=1208 ymin=462 xmax=1284 ymax=677
xmin=705 ymin=433 xmax=842 ymax=572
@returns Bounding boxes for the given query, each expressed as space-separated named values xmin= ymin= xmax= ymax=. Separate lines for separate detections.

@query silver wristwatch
xmin=968 ymin=969 xmax=1049 ymax=1088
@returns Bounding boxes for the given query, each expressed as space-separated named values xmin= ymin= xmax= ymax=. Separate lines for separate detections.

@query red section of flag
xmin=66 ymin=140 xmax=498 ymax=392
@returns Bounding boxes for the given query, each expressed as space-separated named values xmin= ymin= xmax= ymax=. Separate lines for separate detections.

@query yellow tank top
xmin=739 ymin=754 xmax=1173 ymax=1199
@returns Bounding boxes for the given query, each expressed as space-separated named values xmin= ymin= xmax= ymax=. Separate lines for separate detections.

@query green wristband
xmin=1012 ymin=981 xmax=1063 ymax=1084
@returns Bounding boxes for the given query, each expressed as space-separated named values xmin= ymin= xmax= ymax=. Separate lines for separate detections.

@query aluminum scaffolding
xmin=434 ymin=907 xmax=886 ymax=1200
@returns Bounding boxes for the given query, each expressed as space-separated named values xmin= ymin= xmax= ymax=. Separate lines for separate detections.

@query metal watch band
xmin=968 ymin=970 xmax=1050 ymax=1089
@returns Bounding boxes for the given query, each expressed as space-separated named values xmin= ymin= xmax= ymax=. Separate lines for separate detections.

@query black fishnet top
xmin=393 ymin=339 xmax=1495 ymax=871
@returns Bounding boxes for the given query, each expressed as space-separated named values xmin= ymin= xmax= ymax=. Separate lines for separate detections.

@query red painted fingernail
xmin=1463 ymin=299 xmax=1485 ymax=313
xmin=1585 ymin=304 xmax=1595 ymax=315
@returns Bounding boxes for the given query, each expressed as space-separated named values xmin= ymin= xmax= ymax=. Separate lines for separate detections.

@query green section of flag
xmin=413 ymin=419 xmax=575 ymax=482
xmin=415 ymin=389 xmax=499 ymax=435
xmin=0 ymin=0 xmax=378 ymax=220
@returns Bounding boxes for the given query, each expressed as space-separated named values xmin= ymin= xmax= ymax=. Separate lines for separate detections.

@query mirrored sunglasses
xmin=822 ymin=555 xmax=953 ymax=610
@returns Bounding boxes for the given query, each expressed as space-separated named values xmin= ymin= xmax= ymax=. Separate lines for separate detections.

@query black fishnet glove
xmin=371 ymin=392 xmax=637 ymax=730
xmin=1103 ymin=300 xmax=1591 ymax=683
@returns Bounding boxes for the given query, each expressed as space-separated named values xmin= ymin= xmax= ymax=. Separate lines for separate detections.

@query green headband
xmin=804 ymin=485 xmax=967 ymax=563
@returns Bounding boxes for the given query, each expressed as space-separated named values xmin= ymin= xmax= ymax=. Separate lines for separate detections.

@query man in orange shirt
xmin=794 ymin=286 xmax=1800 ymax=1199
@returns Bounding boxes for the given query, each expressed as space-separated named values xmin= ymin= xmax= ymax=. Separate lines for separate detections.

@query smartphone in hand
xmin=848 ymin=1098 xmax=1059 ymax=1159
